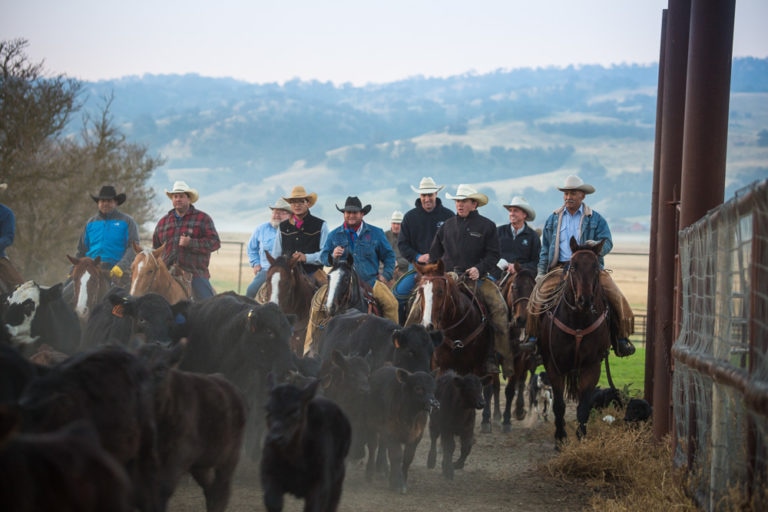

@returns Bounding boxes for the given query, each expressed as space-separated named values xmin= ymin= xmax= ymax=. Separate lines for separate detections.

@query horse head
xmin=325 ymin=252 xmax=359 ymax=316
xmin=129 ymin=243 xmax=168 ymax=297
xmin=508 ymin=263 xmax=536 ymax=331
xmin=265 ymin=250 xmax=293 ymax=305
xmin=567 ymin=237 xmax=605 ymax=312
xmin=67 ymin=254 xmax=108 ymax=320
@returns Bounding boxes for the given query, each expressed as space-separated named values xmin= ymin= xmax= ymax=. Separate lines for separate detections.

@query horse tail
xmin=564 ymin=371 xmax=580 ymax=402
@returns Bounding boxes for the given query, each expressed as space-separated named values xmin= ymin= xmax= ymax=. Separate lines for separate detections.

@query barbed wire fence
xmin=672 ymin=179 xmax=768 ymax=510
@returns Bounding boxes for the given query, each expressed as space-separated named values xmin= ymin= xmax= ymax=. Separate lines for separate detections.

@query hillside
xmin=79 ymin=59 xmax=768 ymax=232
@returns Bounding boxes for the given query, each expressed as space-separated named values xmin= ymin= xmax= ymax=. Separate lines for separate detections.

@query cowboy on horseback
xmin=0 ymin=182 xmax=24 ymax=294
xmin=404 ymin=184 xmax=513 ymax=377
xmin=521 ymin=175 xmax=635 ymax=357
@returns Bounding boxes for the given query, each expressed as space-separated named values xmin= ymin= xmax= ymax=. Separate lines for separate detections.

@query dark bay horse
xmin=412 ymin=260 xmax=493 ymax=378
xmin=537 ymin=238 xmax=611 ymax=446
xmin=129 ymin=242 xmax=190 ymax=304
xmin=263 ymin=251 xmax=317 ymax=356
xmin=67 ymin=255 xmax=113 ymax=321
xmin=487 ymin=264 xmax=539 ymax=432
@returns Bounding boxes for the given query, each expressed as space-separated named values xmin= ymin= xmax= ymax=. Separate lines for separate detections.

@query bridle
xmin=420 ymin=274 xmax=486 ymax=348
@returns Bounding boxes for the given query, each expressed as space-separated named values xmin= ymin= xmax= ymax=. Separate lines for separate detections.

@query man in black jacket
xmin=491 ymin=196 xmax=541 ymax=281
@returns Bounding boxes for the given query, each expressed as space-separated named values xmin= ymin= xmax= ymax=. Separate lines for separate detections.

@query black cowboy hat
xmin=91 ymin=185 xmax=126 ymax=205
xmin=335 ymin=196 xmax=372 ymax=215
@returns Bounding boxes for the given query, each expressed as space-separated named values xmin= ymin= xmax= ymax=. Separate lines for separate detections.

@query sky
xmin=3 ymin=0 xmax=767 ymax=86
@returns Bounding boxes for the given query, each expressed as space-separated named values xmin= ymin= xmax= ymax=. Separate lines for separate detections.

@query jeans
xmin=191 ymin=276 xmax=216 ymax=300
xmin=246 ymin=270 xmax=268 ymax=299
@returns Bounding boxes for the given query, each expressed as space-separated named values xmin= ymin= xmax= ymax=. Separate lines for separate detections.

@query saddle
xmin=168 ymin=264 xmax=194 ymax=298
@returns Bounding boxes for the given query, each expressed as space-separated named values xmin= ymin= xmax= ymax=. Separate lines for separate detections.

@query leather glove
xmin=110 ymin=265 xmax=124 ymax=279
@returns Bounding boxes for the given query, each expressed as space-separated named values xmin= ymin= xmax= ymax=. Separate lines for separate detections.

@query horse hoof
xmin=481 ymin=422 xmax=492 ymax=434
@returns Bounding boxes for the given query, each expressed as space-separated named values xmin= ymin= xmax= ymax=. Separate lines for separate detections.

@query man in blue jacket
xmin=522 ymin=175 xmax=635 ymax=357
xmin=0 ymin=182 xmax=24 ymax=293
xmin=304 ymin=196 xmax=398 ymax=354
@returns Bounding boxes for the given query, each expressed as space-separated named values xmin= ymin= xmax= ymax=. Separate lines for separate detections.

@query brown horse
xmin=495 ymin=264 xmax=539 ymax=432
xmin=67 ymin=255 xmax=113 ymax=321
xmin=129 ymin=242 xmax=190 ymax=304
xmin=263 ymin=251 xmax=317 ymax=356
xmin=537 ymin=238 xmax=611 ymax=446
xmin=412 ymin=260 xmax=493 ymax=378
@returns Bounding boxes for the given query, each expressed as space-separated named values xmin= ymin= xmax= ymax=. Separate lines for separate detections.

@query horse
xmin=324 ymin=253 xmax=376 ymax=318
xmin=536 ymin=238 xmax=612 ymax=446
xmin=129 ymin=242 xmax=190 ymax=304
xmin=263 ymin=251 xmax=317 ymax=356
xmin=67 ymin=255 xmax=113 ymax=322
xmin=484 ymin=264 xmax=540 ymax=432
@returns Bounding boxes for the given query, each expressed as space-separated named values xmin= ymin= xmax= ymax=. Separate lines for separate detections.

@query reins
xmin=422 ymin=274 xmax=486 ymax=348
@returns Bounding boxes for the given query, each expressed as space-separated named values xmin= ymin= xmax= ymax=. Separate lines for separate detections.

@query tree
xmin=0 ymin=39 xmax=163 ymax=282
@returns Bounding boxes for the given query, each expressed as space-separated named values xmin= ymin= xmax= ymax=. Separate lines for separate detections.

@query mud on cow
xmin=139 ymin=341 xmax=246 ymax=512
xmin=318 ymin=311 xmax=439 ymax=373
xmin=261 ymin=377 xmax=351 ymax=512
xmin=364 ymin=366 xmax=439 ymax=494
xmin=428 ymin=371 xmax=491 ymax=480
xmin=16 ymin=346 xmax=161 ymax=512
xmin=178 ymin=294 xmax=296 ymax=461
xmin=0 ymin=407 xmax=132 ymax=512
xmin=3 ymin=281 xmax=80 ymax=356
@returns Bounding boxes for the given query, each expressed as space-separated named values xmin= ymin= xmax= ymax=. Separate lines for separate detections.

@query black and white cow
xmin=3 ymin=281 xmax=80 ymax=356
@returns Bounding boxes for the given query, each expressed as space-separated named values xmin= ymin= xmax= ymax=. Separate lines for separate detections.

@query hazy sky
xmin=3 ymin=0 xmax=767 ymax=86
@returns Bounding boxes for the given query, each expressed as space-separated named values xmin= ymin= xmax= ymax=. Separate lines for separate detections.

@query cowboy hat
xmin=335 ymin=196 xmax=372 ymax=215
xmin=445 ymin=184 xmax=488 ymax=207
xmin=165 ymin=181 xmax=199 ymax=203
xmin=0 ymin=183 xmax=7 ymax=192
xmin=269 ymin=198 xmax=292 ymax=212
xmin=502 ymin=196 xmax=536 ymax=221
xmin=91 ymin=185 xmax=126 ymax=205
xmin=282 ymin=185 xmax=318 ymax=208
xmin=410 ymin=177 xmax=444 ymax=194
xmin=557 ymin=175 xmax=595 ymax=194
xmin=390 ymin=210 xmax=404 ymax=223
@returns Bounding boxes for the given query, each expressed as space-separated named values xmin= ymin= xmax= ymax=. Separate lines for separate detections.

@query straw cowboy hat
xmin=282 ymin=185 xmax=318 ymax=208
xmin=502 ymin=196 xmax=536 ymax=221
xmin=557 ymin=175 xmax=595 ymax=194
xmin=91 ymin=185 xmax=127 ymax=205
xmin=390 ymin=210 xmax=404 ymax=223
xmin=445 ymin=184 xmax=488 ymax=207
xmin=269 ymin=198 xmax=292 ymax=212
xmin=165 ymin=181 xmax=200 ymax=203
xmin=0 ymin=183 xmax=7 ymax=192
xmin=335 ymin=196 xmax=372 ymax=215
xmin=410 ymin=177 xmax=444 ymax=194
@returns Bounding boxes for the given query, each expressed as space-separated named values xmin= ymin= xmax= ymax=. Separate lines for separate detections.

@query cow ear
xmin=302 ymin=379 xmax=320 ymax=402
xmin=395 ymin=367 xmax=410 ymax=383
xmin=391 ymin=329 xmax=402 ymax=349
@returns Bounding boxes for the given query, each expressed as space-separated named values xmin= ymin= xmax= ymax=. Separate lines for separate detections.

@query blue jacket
xmin=321 ymin=221 xmax=396 ymax=287
xmin=247 ymin=221 xmax=279 ymax=268
xmin=0 ymin=204 xmax=16 ymax=259
xmin=538 ymin=203 xmax=612 ymax=275
xmin=77 ymin=210 xmax=140 ymax=271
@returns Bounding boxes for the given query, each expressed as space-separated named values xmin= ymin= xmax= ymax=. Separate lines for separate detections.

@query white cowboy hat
xmin=390 ymin=210 xmax=404 ymax=223
xmin=557 ymin=175 xmax=595 ymax=194
xmin=282 ymin=185 xmax=318 ymax=208
xmin=269 ymin=198 xmax=292 ymax=212
xmin=410 ymin=177 xmax=444 ymax=194
xmin=165 ymin=180 xmax=200 ymax=203
xmin=445 ymin=184 xmax=488 ymax=207
xmin=502 ymin=196 xmax=536 ymax=221
xmin=0 ymin=183 xmax=7 ymax=192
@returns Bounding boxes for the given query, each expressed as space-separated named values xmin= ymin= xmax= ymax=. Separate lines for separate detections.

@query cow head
xmin=3 ymin=281 xmax=63 ymax=345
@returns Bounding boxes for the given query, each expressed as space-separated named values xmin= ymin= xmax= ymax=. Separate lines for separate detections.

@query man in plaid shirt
xmin=153 ymin=181 xmax=221 ymax=299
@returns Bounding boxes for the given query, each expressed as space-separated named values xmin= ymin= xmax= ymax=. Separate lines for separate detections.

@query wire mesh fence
xmin=672 ymin=178 xmax=768 ymax=510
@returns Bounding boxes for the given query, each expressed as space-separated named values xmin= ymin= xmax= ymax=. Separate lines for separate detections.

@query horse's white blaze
xmin=269 ymin=272 xmax=281 ymax=304
xmin=325 ymin=270 xmax=338 ymax=311
xmin=421 ymin=280 xmax=434 ymax=327
xmin=5 ymin=281 xmax=41 ymax=344
xmin=75 ymin=272 xmax=92 ymax=318
xmin=130 ymin=258 xmax=145 ymax=295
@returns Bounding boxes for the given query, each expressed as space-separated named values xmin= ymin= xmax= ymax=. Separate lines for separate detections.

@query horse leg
xmin=481 ymin=383 xmax=493 ymax=433
xmin=551 ymin=378 xmax=568 ymax=449
xmin=514 ymin=373 xmax=527 ymax=421
xmin=576 ymin=392 xmax=591 ymax=440
xmin=492 ymin=373 xmax=501 ymax=422
xmin=502 ymin=380 xmax=514 ymax=432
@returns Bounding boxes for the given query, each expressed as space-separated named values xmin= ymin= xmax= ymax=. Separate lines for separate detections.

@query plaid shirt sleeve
xmin=153 ymin=207 xmax=221 ymax=278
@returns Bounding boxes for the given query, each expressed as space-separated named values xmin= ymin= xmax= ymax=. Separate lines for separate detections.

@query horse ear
xmin=265 ymin=250 xmax=276 ymax=266
xmin=345 ymin=252 xmax=354 ymax=265
xmin=133 ymin=241 xmax=143 ymax=254
xmin=152 ymin=244 xmax=165 ymax=259
xmin=94 ymin=256 xmax=101 ymax=266
xmin=66 ymin=255 xmax=79 ymax=266
xmin=594 ymin=239 xmax=606 ymax=254
xmin=569 ymin=236 xmax=580 ymax=254
xmin=327 ymin=253 xmax=334 ymax=266
xmin=436 ymin=259 xmax=445 ymax=274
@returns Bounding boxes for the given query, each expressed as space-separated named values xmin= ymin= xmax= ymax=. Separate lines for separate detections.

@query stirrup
xmin=519 ymin=337 xmax=538 ymax=352
xmin=615 ymin=338 xmax=636 ymax=357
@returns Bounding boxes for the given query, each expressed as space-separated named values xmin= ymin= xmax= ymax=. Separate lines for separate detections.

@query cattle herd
xmin=0 ymin=276 xmax=651 ymax=512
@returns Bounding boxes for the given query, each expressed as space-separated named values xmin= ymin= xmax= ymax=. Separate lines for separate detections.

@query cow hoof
xmin=480 ymin=422 xmax=492 ymax=433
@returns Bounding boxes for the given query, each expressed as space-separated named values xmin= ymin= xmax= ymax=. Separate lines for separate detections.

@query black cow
xmin=0 ymin=407 xmax=132 ymax=512
xmin=81 ymin=290 xmax=187 ymax=350
xmin=589 ymin=386 xmax=624 ymax=412
xmin=3 ymin=281 xmax=80 ymax=355
xmin=139 ymin=341 xmax=246 ymax=512
xmin=318 ymin=311 xmax=439 ymax=373
xmin=261 ymin=377 xmax=351 ymax=512
xmin=427 ymin=371 xmax=491 ymax=480
xmin=179 ymin=294 xmax=296 ymax=461
xmin=17 ymin=346 xmax=161 ymax=512
xmin=364 ymin=366 xmax=439 ymax=493
xmin=0 ymin=344 xmax=48 ymax=404
xmin=624 ymin=398 xmax=653 ymax=423
xmin=318 ymin=350 xmax=371 ymax=460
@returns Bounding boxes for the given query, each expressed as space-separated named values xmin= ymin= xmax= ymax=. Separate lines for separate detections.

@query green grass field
xmin=598 ymin=346 xmax=646 ymax=398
